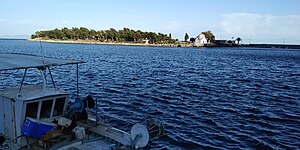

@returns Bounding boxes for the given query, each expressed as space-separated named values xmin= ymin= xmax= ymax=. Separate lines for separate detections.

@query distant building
xmin=214 ymin=40 xmax=227 ymax=45
xmin=214 ymin=40 xmax=236 ymax=46
xmin=142 ymin=39 xmax=150 ymax=45
xmin=194 ymin=33 xmax=207 ymax=46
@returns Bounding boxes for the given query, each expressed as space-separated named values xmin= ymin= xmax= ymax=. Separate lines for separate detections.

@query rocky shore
xmin=27 ymin=39 xmax=300 ymax=49
xmin=28 ymin=39 xmax=192 ymax=47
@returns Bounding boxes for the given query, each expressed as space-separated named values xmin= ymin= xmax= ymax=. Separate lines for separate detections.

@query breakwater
xmin=248 ymin=44 xmax=300 ymax=49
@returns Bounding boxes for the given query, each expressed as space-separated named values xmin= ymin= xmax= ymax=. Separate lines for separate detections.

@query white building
xmin=194 ymin=33 xmax=208 ymax=46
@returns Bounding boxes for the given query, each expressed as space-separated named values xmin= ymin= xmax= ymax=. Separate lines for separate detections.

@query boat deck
xmin=55 ymin=139 xmax=112 ymax=150
xmin=0 ymin=135 xmax=18 ymax=150
xmin=0 ymin=133 xmax=118 ymax=150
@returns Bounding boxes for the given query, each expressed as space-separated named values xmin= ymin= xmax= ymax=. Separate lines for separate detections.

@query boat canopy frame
xmin=0 ymin=53 xmax=85 ymax=97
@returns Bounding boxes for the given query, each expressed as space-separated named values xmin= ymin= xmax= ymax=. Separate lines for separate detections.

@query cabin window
xmin=25 ymin=102 xmax=39 ymax=119
xmin=53 ymin=97 xmax=66 ymax=117
xmin=40 ymin=100 xmax=53 ymax=119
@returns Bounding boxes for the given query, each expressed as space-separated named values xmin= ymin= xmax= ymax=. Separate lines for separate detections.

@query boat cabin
xmin=0 ymin=53 xmax=83 ymax=148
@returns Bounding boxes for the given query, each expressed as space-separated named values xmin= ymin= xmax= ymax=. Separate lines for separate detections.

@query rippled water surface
xmin=1 ymin=39 xmax=300 ymax=149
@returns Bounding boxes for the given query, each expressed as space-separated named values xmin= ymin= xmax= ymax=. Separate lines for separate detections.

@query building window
xmin=53 ymin=97 xmax=66 ymax=117
xmin=40 ymin=100 xmax=53 ymax=119
xmin=25 ymin=102 xmax=39 ymax=119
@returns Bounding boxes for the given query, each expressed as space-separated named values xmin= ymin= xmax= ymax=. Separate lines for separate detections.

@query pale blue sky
xmin=0 ymin=0 xmax=299 ymax=44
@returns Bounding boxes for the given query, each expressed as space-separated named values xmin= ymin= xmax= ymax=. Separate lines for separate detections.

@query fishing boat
xmin=0 ymin=53 xmax=164 ymax=150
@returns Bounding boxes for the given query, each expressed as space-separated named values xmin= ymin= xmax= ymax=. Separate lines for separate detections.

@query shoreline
xmin=28 ymin=39 xmax=192 ymax=47
xmin=27 ymin=39 xmax=300 ymax=49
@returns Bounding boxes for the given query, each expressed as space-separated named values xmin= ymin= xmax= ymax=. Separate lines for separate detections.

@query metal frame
xmin=19 ymin=69 xmax=27 ymax=93
xmin=48 ymin=67 xmax=56 ymax=88
xmin=77 ymin=64 xmax=79 ymax=98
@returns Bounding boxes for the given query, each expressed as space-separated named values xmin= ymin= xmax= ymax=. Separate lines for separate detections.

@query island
xmin=30 ymin=27 xmax=179 ymax=47
xmin=30 ymin=27 xmax=300 ymax=49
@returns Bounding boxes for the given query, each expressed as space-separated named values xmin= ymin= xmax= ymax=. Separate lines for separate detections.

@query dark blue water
xmin=1 ymin=39 xmax=300 ymax=149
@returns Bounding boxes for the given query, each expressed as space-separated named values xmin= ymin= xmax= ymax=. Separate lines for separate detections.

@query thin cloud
xmin=167 ymin=21 xmax=194 ymax=30
xmin=166 ymin=21 xmax=200 ymax=38
xmin=19 ymin=19 xmax=36 ymax=24
xmin=61 ymin=20 xmax=71 ymax=24
xmin=221 ymin=13 xmax=300 ymax=41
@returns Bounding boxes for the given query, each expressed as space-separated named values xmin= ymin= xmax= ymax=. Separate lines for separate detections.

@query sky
xmin=0 ymin=0 xmax=300 ymax=44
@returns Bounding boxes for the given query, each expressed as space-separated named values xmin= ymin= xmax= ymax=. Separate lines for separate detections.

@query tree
xmin=79 ymin=27 xmax=90 ymax=40
xmin=62 ymin=27 xmax=72 ymax=39
xmin=236 ymin=37 xmax=242 ymax=44
xmin=30 ymin=27 xmax=176 ymax=44
xmin=53 ymin=28 xmax=65 ymax=39
xmin=184 ymin=33 xmax=189 ymax=42
xmin=135 ymin=30 xmax=143 ymax=42
xmin=169 ymin=33 xmax=172 ymax=39
xmin=88 ymin=29 xmax=97 ymax=40
xmin=71 ymin=27 xmax=80 ymax=40
xmin=190 ymin=37 xmax=196 ymax=43
xmin=201 ymin=31 xmax=215 ymax=42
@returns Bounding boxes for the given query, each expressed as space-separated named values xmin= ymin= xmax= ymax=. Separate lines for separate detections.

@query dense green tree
xmin=88 ymin=29 xmax=97 ymax=40
xmin=135 ymin=30 xmax=143 ymax=42
xmin=202 ymin=31 xmax=215 ymax=42
xmin=62 ymin=27 xmax=72 ymax=39
xmin=236 ymin=37 xmax=242 ymax=44
xmin=184 ymin=33 xmax=189 ymax=42
xmin=190 ymin=37 xmax=196 ymax=43
xmin=78 ymin=27 xmax=89 ymax=39
xmin=71 ymin=27 xmax=80 ymax=40
xmin=53 ymin=28 xmax=65 ymax=39
xmin=31 ymin=27 xmax=176 ymax=44
xmin=31 ymin=32 xmax=38 ymax=39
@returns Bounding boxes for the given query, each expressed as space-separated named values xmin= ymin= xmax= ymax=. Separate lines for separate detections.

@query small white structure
xmin=194 ymin=33 xmax=208 ymax=47
xmin=142 ymin=39 xmax=150 ymax=45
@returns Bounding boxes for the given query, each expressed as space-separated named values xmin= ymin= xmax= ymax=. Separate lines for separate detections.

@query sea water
xmin=0 ymin=39 xmax=299 ymax=149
